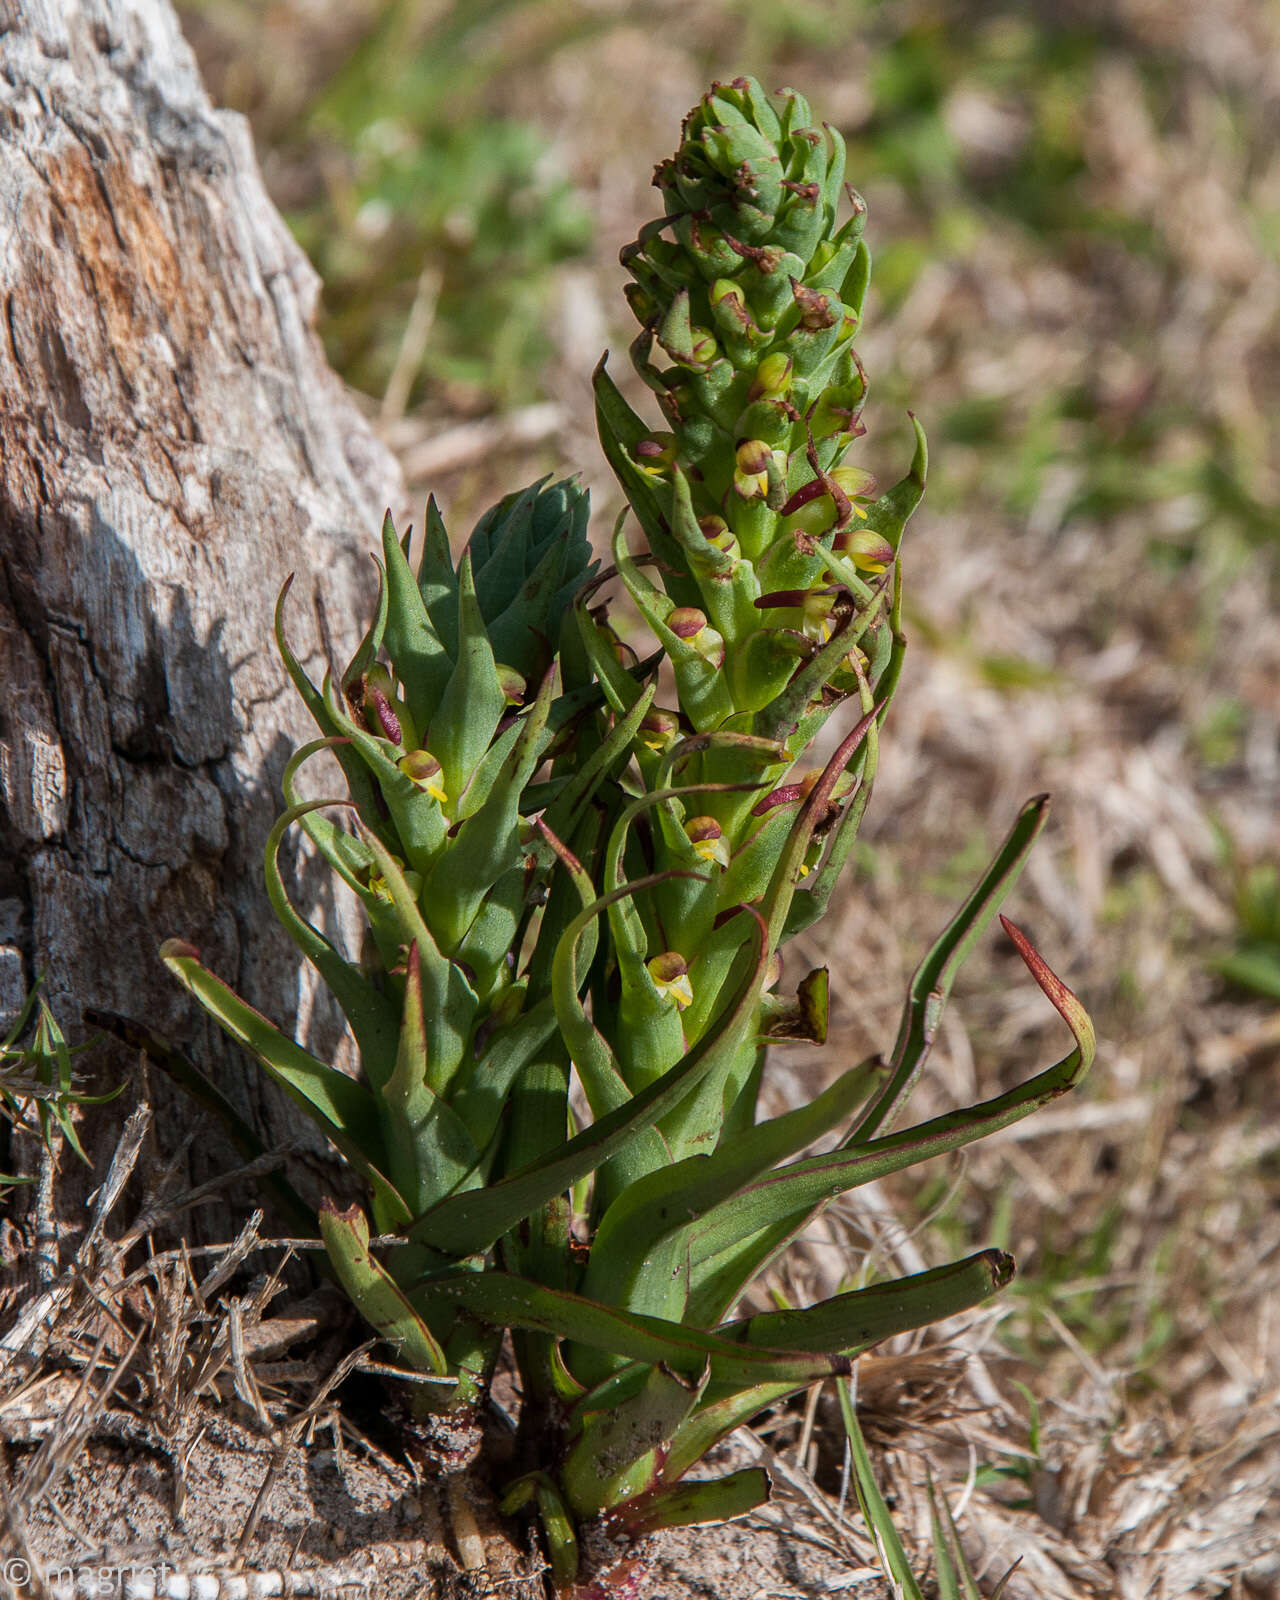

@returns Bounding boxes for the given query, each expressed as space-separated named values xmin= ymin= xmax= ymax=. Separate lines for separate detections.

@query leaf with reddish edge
xmin=563 ymin=1364 xmax=705 ymax=1517
xmin=849 ymin=794 xmax=1050 ymax=1145
xmin=612 ymin=1468 xmax=770 ymax=1537
xmin=1000 ymin=914 xmax=1095 ymax=1051
xmin=759 ymin=698 xmax=883 ymax=945
xmin=423 ymin=1270 xmax=848 ymax=1387
xmin=656 ymin=1379 xmax=799 ymax=1487
xmin=685 ymin=927 xmax=1094 ymax=1266
xmin=318 ymin=1201 xmax=449 ymax=1376
xmin=724 ymin=1248 xmax=1015 ymax=1350
xmin=409 ymin=906 xmax=772 ymax=1255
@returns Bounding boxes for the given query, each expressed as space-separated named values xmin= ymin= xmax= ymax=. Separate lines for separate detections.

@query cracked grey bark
xmin=0 ymin=0 xmax=407 ymax=1211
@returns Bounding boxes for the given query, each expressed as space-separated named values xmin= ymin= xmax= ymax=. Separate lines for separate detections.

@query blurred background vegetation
xmin=178 ymin=0 xmax=1280 ymax=1584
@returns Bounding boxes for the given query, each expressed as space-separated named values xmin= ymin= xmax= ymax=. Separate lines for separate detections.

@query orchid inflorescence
xmin=164 ymin=76 xmax=1093 ymax=1590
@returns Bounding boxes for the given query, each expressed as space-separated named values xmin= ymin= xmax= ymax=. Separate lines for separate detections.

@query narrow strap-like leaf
xmin=319 ymin=1202 xmax=448 ymax=1376
xmin=688 ymin=924 xmax=1093 ymax=1263
xmin=658 ymin=1382 xmax=799 ymax=1488
xmin=381 ymin=511 xmax=453 ymax=732
xmin=424 ymin=1271 xmax=846 ymax=1386
xmin=356 ymin=824 xmax=476 ymax=1096
xmin=274 ymin=576 xmax=386 ymax=835
xmin=617 ymin=1468 xmax=770 ymax=1537
xmin=534 ymin=685 xmax=657 ymax=859
xmin=726 ymin=1249 xmax=1013 ymax=1351
xmin=850 ymin=795 xmax=1049 ymax=1143
xmin=428 ymin=550 xmax=507 ymax=801
xmin=262 ymin=800 xmax=400 ymax=1084
xmin=380 ymin=944 xmax=481 ymax=1215
xmin=424 ymin=666 xmax=556 ymax=951
xmin=160 ymin=944 xmax=406 ymax=1225
xmin=410 ymin=908 xmax=770 ymax=1255
xmin=583 ymin=1057 xmax=881 ymax=1315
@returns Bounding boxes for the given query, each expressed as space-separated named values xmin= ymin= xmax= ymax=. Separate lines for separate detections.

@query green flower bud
xmin=832 ymin=529 xmax=894 ymax=573
xmin=699 ymin=515 xmax=739 ymax=559
xmin=495 ymin=665 xmax=527 ymax=706
xmin=362 ymin=667 xmax=403 ymax=747
xmin=749 ymin=351 xmax=794 ymax=401
xmin=830 ymin=465 xmax=878 ymax=500
xmin=801 ymin=589 xmax=838 ymax=641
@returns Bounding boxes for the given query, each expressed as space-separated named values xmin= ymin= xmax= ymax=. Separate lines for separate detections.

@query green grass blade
xmin=839 ymin=1379 xmax=926 ymax=1599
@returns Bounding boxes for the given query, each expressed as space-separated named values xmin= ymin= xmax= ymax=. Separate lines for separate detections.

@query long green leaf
xmin=428 ymin=550 xmax=506 ymax=800
xmin=160 ymin=944 xmax=407 ymax=1225
xmin=424 ymin=1271 xmax=846 ymax=1387
xmin=355 ymin=825 xmax=476 ymax=1095
xmin=262 ymin=799 xmax=401 ymax=1084
xmin=618 ymin=1468 xmax=770 ymax=1536
xmin=851 ymin=795 xmax=1049 ymax=1143
xmin=274 ymin=576 xmax=389 ymax=843
xmin=423 ymin=665 xmax=556 ymax=950
xmin=583 ymin=1058 xmax=882 ymax=1314
xmin=409 ymin=907 xmax=770 ymax=1254
xmin=381 ymin=943 xmax=480 ymax=1215
xmin=727 ymin=1250 xmax=1014 ymax=1351
xmin=689 ymin=923 xmax=1094 ymax=1262
xmin=319 ymin=1202 xmax=448 ymax=1376
xmin=381 ymin=511 xmax=452 ymax=731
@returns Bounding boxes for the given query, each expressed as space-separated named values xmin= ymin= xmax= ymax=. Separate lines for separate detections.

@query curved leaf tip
xmin=1000 ymin=916 xmax=1096 ymax=1069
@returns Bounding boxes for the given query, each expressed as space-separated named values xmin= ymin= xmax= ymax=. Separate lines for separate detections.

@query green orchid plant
xmin=164 ymin=77 xmax=1094 ymax=1592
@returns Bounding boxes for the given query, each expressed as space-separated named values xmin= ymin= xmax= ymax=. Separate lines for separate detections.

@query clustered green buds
xmin=601 ymin=77 xmax=924 ymax=731
xmin=164 ymin=76 xmax=1094 ymax=1593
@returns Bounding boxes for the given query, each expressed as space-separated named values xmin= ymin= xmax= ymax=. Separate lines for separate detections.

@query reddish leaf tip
xmin=1000 ymin=917 xmax=1095 ymax=1059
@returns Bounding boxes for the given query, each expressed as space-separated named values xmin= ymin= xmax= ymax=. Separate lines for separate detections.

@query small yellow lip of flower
xmin=692 ymin=836 xmax=730 ymax=867
xmin=398 ymin=750 xmax=448 ymax=804
xmin=647 ymin=952 xmax=694 ymax=1010
xmin=662 ymin=972 xmax=694 ymax=1008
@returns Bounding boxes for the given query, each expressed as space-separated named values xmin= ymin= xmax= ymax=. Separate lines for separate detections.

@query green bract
xmin=165 ymin=76 xmax=1094 ymax=1592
